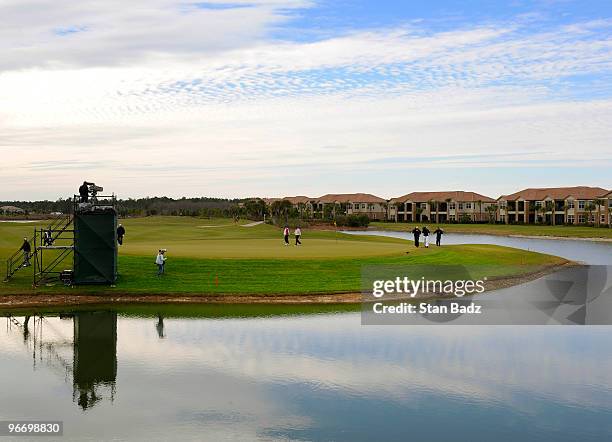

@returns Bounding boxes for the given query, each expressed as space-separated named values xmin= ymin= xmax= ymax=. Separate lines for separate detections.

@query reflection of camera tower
xmin=3 ymin=182 xmax=118 ymax=286
xmin=4 ymin=312 xmax=118 ymax=411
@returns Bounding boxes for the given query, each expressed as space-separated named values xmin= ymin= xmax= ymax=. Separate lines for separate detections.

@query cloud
xmin=0 ymin=4 xmax=611 ymax=199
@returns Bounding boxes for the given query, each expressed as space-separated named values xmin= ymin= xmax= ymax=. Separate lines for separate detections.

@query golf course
xmin=0 ymin=216 xmax=569 ymax=302
xmin=370 ymin=221 xmax=612 ymax=240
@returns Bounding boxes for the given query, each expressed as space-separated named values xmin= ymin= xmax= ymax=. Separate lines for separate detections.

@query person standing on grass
xmin=283 ymin=226 xmax=290 ymax=246
xmin=411 ymin=227 xmax=421 ymax=248
xmin=422 ymin=226 xmax=430 ymax=248
xmin=295 ymin=227 xmax=302 ymax=246
xmin=434 ymin=227 xmax=444 ymax=246
xmin=20 ymin=237 xmax=31 ymax=267
xmin=117 ymin=224 xmax=126 ymax=245
xmin=155 ymin=250 xmax=167 ymax=276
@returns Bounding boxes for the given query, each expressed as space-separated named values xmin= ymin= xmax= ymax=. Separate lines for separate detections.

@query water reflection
xmin=2 ymin=309 xmax=612 ymax=440
xmin=4 ymin=311 xmax=119 ymax=411
xmin=73 ymin=312 xmax=117 ymax=410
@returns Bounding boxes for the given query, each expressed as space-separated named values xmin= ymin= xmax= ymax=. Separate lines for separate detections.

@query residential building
xmin=388 ymin=191 xmax=496 ymax=223
xmin=496 ymin=186 xmax=610 ymax=225
xmin=313 ymin=193 xmax=388 ymax=220
xmin=0 ymin=205 xmax=25 ymax=215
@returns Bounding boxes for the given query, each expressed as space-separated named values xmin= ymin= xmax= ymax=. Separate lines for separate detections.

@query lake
xmin=1 ymin=233 xmax=612 ymax=441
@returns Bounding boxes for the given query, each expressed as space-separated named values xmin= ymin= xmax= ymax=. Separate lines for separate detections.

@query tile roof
xmin=498 ymin=186 xmax=609 ymax=201
xmin=316 ymin=193 xmax=386 ymax=203
xmin=390 ymin=191 xmax=495 ymax=204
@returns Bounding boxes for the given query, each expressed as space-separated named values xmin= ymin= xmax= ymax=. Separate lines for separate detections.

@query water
xmin=1 ymin=234 xmax=612 ymax=441
xmin=342 ymin=230 xmax=612 ymax=265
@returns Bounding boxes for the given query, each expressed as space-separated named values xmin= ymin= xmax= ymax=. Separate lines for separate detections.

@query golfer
xmin=155 ymin=250 xmax=167 ymax=276
xmin=283 ymin=226 xmax=290 ymax=246
xmin=295 ymin=227 xmax=302 ymax=245
xmin=411 ymin=227 xmax=421 ymax=248
xmin=422 ymin=226 xmax=430 ymax=248
xmin=434 ymin=227 xmax=444 ymax=246
xmin=117 ymin=224 xmax=126 ymax=245
xmin=20 ymin=237 xmax=31 ymax=267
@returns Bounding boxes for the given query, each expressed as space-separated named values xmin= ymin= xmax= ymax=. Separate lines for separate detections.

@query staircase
xmin=3 ymin=215 xmax=73 ymax=283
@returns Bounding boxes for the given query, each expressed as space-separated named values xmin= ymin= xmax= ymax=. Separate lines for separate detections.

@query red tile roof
xmin=499 ymin=186 xmax=609 ymax=201
xmin=391 ymin=191 xmax=495 ymax=204
xmin=317 ymin=193 xmax=386 ymax=203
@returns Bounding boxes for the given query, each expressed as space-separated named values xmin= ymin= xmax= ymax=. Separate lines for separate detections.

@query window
xmin=361 ymin=204 xmax=366 ymax=209
xmin=567 ymin=215 xmax=574 ymax=224
xmin=421 ymin=202 xmax=427 ymax=209
xmin=535 ymin=201 xmax=542 ymax=208
xmin=578 ymin=214 xmax=586 ymax=223
xmin=499 ymin=201 xmax=506 ymax=208
xmin=568 ymin=201 xmax=574 ymax=209
xmin=368 ymin=204 xmax=374 ymax=210
xmin=449 ymin=215 xmax=456 ymax=221
xmin=601 ymin=214 xmax=606 ymax=223
xmin=346 ymin=203 xmax=352 ymax=210
xmin=458 ymin=203 xmax=464 ymax=210
xmin=500 ymin=214 xmax=505 ymax=222
xmin=578 ymin=200 xmax=585 ymax=209
xmin=465 ymin=202 xmax=472 ymax=209
xmin=448 ymin=202 xmax=456 ymax=210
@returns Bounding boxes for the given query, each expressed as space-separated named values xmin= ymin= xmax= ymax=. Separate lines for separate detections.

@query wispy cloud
xmin=0 ymin=1 xmax=611 ymax=199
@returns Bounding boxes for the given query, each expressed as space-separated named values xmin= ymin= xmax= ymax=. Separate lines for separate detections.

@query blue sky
xmin=0 ymin=0 xmax=610 ymax=199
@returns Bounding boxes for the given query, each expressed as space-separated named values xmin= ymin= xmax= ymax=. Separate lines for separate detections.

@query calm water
xmin=1 ymin=235 xmax=612 ymax=441
xmin=343 ymin=230 xmax=612 ymax=265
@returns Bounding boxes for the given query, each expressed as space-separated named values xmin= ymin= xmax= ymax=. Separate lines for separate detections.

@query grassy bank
xmin=370 ymin=221 xmax=612 ymax=240
xmin=1 ymin=217 xmax=567 ymax=299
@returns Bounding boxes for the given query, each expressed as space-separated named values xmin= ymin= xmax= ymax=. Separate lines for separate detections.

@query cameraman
xmin=79 ymin=181 xmax=94 ymax=203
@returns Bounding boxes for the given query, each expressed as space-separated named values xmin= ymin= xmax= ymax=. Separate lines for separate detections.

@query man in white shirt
xmin=295 ymin=227 xmax=302 ymax=245
xmin=155 ymin=250 xmax=167 ymax=276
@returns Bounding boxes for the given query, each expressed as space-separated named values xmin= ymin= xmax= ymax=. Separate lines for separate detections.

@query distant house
xmin=0 ymin=205 xmax=25 ymax=215
xmin=389 ymin=191 xmax=496 ymax=223
xmin=314 ymin=193 xmax=387 ymax=220
xmin=497 ymin=186 xmax=610 ymax=225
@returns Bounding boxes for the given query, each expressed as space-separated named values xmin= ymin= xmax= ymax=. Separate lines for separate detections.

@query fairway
xmin=0 ymin=216 xmax=568 ymax=298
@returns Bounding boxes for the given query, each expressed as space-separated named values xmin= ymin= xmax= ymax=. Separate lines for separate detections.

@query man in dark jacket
xmin=411 ymin=227 xmax=421 ymax=247
xmin=79 ymin=181 xmax=93 ymax=202
xmin=117 ymin=224 xmax=126 ymax=245
xmin=422 ymin=226 xmax=430 ymax=248
xmin=433 ymin=227 xmax=444 ymax=246
xmin=20 ymin=237 xmax=31 ymax=267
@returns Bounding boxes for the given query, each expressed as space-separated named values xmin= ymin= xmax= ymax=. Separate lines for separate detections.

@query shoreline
xmin=0 ymin=262 xmax=573 ymax=309
xmin=362 ymin=226 xmax=612 ymax=243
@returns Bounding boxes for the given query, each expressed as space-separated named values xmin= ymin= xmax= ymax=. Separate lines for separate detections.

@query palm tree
xmin=485 ymin=204 xmax=497 ymax=223
xmin=608 ymin=206 xmax=612 ymax=228
xmin=545 ymin=200 xmax=555 ymax=225
xmin=476 ymin=199 xmax=483 ymax=222
xmin=535 ymin=205 xmax=544 ymax=224
xmin=594 ymin=199 xmax=605 ymax=226
xmin=585 ymin=202 xmax=596 ymax=225
xmin=415 ymin=206 xmax=424 ymax=223
xmin=562 ymin=203 xmax=570 ymax=225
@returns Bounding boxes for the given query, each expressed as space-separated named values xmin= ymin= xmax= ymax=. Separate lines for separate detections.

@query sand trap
xmin=241 ymin=221 xmax=264 ymax=227
xmin=0 ymin=220 xmax=37 ymax=223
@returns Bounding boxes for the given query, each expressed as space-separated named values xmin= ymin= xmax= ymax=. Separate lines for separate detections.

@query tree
xmin=415 ymin=206 xmax=424 ymax=223
xmin=270 ymin=200 xmax=293 ymax=225
xmin=485 ymin=204 xmax=497 ymax=223
xmin=476 ymin=199 xmax=483 ymax=222
xmin=594 ymin=199 xmax=605 ymax=226
xmin=545 ymin=200 xmax=555 ymax=225
xmin=585 ymin=202 xmax=596 ymax=225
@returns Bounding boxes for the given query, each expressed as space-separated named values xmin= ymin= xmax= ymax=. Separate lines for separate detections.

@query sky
xmin=0 ymin=0 xmax=611 ymax=200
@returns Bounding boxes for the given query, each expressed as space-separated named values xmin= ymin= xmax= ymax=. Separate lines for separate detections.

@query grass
xmin=0 ymin=216 xmax=567 ymax=297
xmin=370 ymin=221 xmax=612 ymax=239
